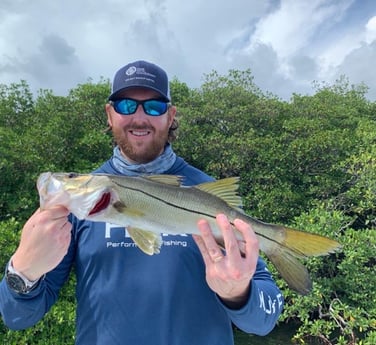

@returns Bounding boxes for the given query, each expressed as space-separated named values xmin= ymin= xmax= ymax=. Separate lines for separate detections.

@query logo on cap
xmin=125 ymin=66 xmax=137 ymax=76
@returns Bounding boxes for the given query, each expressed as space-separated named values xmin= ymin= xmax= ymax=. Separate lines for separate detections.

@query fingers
xmin=38 ymin=205 xmax=70 ymax=220
xmin=30 ymin=206 xmax=70 ymax=228
xmin=216 ymin=214 xmax=242 ymax=261
xmin=23 ymin=206 xmax=72 ymax=247
xmin=194 ymin=214 xmax=242 ymax=265
xmin=58 ymin=222 xmax=72 ymax=250
xmin=233 ymin=218 xmax=259 ymax=260
xmin=194 ymin=219 xmax=224 ymax=266
xmin=194 ymin=214 xmax=261 ymax=303
xmin=12 ymin=206 xmax=72 ymax=280
xmin=194 ymin=214 xmax=259 ymax=265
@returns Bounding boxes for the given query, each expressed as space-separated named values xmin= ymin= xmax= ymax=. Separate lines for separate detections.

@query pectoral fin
xmin=113 ymin=201 xmax=145 ymax=218
xmin=127 ymin=227 xmax=162 ymax=255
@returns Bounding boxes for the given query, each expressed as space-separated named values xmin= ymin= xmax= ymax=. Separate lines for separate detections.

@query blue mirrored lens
xmin=143 ymin=100 xmax=168 ymax=116
xmin=114 ymin=99 xmax=137 ymax=114
xmin=113 ymin=99 xmax=168 ymax=116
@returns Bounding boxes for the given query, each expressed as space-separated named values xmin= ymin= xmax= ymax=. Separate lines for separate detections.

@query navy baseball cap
xmin=109 ymin=60 xmax=171 ymax=102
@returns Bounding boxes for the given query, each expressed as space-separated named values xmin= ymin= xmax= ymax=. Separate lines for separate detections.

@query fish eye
xmin=68 ymin=172 xmax=79 ymax=178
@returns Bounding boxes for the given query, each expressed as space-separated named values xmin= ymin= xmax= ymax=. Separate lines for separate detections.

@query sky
xmin=1 ymin=0 xmax=376 ymax=101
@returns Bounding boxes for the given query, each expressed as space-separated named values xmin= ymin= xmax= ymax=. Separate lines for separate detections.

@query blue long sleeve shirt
xmin=0 ymin=156 xmax=283 ymax=344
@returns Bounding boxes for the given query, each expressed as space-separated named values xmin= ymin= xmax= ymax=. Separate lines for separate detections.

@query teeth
xmin=131 ymin=130 xmax=149 ymax=136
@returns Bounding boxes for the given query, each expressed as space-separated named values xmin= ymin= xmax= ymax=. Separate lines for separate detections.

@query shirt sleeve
xmin=0 ymin=236 xmax=75 ymax=330
xmin=218 ymin=257 xmax=284 ymax=336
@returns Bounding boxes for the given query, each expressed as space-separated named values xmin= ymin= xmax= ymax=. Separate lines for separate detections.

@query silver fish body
xmin=37 ymin=172 xmax=341 ymax=295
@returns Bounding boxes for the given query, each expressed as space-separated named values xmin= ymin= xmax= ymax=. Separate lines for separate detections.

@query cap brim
xmin=108 ymin=85 xmax=170 ymax=102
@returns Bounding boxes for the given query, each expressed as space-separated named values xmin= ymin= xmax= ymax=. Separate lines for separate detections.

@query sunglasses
xmin=110 ymin=98 xmax=170 ymax=116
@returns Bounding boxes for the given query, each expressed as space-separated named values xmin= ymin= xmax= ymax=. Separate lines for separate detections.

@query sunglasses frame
xmin=110 ymin=98 xmax=171 ymax=116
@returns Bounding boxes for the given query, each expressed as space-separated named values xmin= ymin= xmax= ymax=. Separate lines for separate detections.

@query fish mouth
xmin=88 ymin=192 xmax=112 ymax=215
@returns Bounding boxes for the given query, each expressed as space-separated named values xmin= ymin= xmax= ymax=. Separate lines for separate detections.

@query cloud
xmin=0 ymin=33 xmax=85 ymax=94
xmin=365 ymin=15 xmax=376 ymax=43
xmin=334 ymin=40 xmax=376 ymax=99
xmin=0 ymin=0 xmax=375 ymax=101
xmin=245 ymin=0 xmax=354 ymax=58
xmin=327 ymin=14 xmax=376 ymax=99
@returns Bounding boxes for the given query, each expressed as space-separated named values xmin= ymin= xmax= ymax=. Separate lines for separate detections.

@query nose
xmin=132 ymin=103 xmax=149 ymax=119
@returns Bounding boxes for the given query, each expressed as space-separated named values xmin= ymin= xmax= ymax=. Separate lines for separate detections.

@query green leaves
xmin=1 ymin=71 xmax=375 ymax=344
xmin=173 ymin=70 xmax=376 ymax=344
xmin=0 ymin=81 xmax=113 ymax=221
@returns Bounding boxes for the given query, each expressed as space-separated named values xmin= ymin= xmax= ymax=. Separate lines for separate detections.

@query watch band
xmin=6 ymin=259 xmax=41 ymax=294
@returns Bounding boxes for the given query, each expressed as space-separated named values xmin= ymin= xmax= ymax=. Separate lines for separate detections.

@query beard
xmin=112 ymin=121 xmax=170 ymax=164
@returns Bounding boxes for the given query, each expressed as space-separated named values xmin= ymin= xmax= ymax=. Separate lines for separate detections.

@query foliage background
xmin=0 ymin=71 xmax=375 ymax=344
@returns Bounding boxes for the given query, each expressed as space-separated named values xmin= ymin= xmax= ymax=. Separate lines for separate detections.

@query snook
xmin=37 ymin=172 xmax=341 ymax=295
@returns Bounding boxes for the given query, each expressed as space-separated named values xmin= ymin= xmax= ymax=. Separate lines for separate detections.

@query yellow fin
xmin=143 ymin=175 xmax=183 ymax=186
xmin=127 ymin=227 xmax=162 ymax=255
xmin=282 ymin=227 xmax=342 ymax=258
xmin=267 ymin=248 xmax=312 ymax=295
xmin=261 ymin=225 xmax=342 ymax=294
xmin=196 ymin=177 xmax=243 ymax=210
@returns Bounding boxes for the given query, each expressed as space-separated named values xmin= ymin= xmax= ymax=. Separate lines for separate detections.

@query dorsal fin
xmin=195 ymin=177 xmax=243 ymax=210
xmin=143 ymin=175 xmax=183 ymax=186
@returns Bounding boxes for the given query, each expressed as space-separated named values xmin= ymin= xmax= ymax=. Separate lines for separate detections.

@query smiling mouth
xmin=130 ymin=130 xmax=151 ymax=137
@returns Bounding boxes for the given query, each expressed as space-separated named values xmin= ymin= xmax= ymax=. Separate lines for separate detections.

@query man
xmin=0 ymin=60 xmax=283 ymax=344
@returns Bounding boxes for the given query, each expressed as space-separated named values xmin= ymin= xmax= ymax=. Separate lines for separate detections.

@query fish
xmin=37 ymin=172 xmax=341 ymax=295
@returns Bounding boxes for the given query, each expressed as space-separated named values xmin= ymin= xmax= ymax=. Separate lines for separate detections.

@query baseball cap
xmin=109 ymin=60 xmax=171 ymax=102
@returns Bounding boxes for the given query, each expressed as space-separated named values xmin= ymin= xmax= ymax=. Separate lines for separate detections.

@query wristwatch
xmin=5 ymin=259 xmax=41 ymax=294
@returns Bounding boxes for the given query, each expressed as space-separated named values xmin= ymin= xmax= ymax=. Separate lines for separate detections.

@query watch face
xmin=6 ymin=273 xmax=27 ymax=294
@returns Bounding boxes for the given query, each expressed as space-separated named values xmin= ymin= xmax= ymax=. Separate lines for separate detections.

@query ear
xmin=105 ymin=103 xmax=113 ymax=127
xmin=168 ymin=105 xmax=177 ymax=127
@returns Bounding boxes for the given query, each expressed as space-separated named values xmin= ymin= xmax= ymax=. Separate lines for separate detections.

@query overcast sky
xmin=1 ymin=0 xmax=375 ymax=101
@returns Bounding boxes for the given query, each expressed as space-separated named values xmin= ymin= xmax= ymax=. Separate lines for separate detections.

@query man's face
xmin=106 ymin=88 xmax=176 ymax=164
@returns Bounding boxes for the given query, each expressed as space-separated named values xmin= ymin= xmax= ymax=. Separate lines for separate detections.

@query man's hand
xmin=11 ymin=206 xmax=72 ymax=281
xmin=193 ymin=214 xmax=259 ymax=309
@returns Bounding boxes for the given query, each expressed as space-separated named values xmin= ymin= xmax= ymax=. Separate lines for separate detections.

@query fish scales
xmin=110 ymin=175 xmax=238 ymax=235
xmin=37 ymin=172 xmax=342 ymax=295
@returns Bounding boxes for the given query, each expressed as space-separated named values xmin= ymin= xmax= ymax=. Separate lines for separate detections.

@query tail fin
xmin=267 ymin=248 xmax=312 ymax=295
xmin=260 ymin=226 xmax=341 ymax=295
xmin=282 ymin=227 xmax=341 ymax=257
